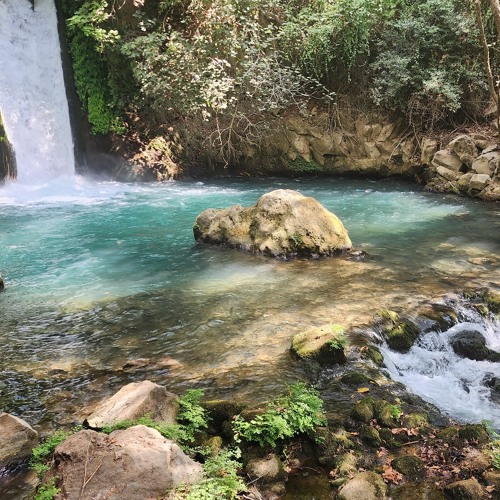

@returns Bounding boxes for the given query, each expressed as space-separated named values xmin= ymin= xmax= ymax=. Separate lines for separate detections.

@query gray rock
xmin=0 ymin=273 xmax=4 ymax=291
xmin=469 ymin=173 xmax=491 ymax=192
xmin=443 ymin=477 xmax=484 ymax=499
xmin=84 ymin=380 xmax=179 ymax=428
xmin=51 ymin=426 xmax=203 ymax=499
xmin=194 ymin=189 xmax=352 ymax=259
xmin=448 ymin=134 xmax=478 ymax=167
xmin=431 ymin=149 xmax=463 ymax=171
xmin=337 ymin=471 xmax=387 ymax=500
xmin=0 ymin=413 xmax=38 ymax=470
xmin=436 ymin=166 xmax=458 ymax=182
xmin=450 ymin=330 xmax=500 ymax=362
xmin=471 ymin=151 xmax=500 ymax=175
xmin=246 ymin=454 xmax=284 ymax=484
xmin=421 ymin=138 xmax=439 ymax=165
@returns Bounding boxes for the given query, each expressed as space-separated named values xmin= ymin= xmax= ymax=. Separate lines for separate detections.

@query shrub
xmin=232 ymin=383 xmax=326 ymax=447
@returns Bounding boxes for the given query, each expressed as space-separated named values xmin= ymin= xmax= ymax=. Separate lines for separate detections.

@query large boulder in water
xmin=450 ymin=330 xmax=500 ymax=362
xmin=48 ymin=426 xmax=203 ymax=499
xmin=193 ymin=189 xmax=352 ymax=258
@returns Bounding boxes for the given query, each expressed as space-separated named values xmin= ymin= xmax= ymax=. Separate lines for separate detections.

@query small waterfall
xmin=0 ymin=0 xmax=75 ymax=183
xmin=381 ymin=310 xmax=500 ymax=426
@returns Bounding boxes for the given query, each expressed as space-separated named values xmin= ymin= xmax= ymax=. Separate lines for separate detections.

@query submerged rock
xmin=48 ymin=426 xmax=203 ymax=499
xmin=443 ymin=478 xmax=484 ymax=499
xmin=337 ymin=471 xmax=387 ymax=500
xmin=193 ymin=189 xmax=352 ymax=259
xmin=291 ymin=325 xmax=347 ymax=365
xmin=84 ymin=380 xmax=179 ymax=428
xmin=0 ymin=413 xmax=38 ymax=471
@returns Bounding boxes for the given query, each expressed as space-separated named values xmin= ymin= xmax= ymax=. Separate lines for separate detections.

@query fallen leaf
xmin=357 ymin=387 xmax=370 ymax=393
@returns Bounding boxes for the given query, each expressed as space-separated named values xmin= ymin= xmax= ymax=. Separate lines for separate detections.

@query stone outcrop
xmin=84 ymin=380 xmax=179 ymax=428
xmin=49 ymin=426 xmax=203 ymax=499
xmin=423 ymin=135 xmax=500 ymax=201
xmin=194 ymin=189 xmax=352 ymax=258
xmin=0 ymin=413 xmax=38 ymax=470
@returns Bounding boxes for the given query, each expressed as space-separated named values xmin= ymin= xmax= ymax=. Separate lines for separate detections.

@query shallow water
xmin=0 ymin=176 xmax=499 ymax=428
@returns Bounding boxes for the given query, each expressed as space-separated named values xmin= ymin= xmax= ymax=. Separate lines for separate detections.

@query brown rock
xmin=193 ymin=189 xmax=352 ymax=259
xmin=469 ymin=174 xmax=491 ymax=192
xmin=443 ymin=478 xmax=484 ymax=499
xmin=432 ymin=149 xmax=463 ymax=171
xmin=246 ymin=454 xmax=284 ymax=484
xmin=471 ymin=152 xmax=500 ymax=176
xmin=337 ymin=471 xmax=387 ymax=500
xmin=84 ymin=380 xmax=179 ymax=428
xmin=0 ymin=413 xmax=38 ymax=469
xmin=51 ymin=426 xmax=203 ymax=499
xmin=449 ymin=135 xmax=478 ymax=167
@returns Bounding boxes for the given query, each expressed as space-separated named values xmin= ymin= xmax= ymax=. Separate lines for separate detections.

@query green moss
xmin=360 ymin=425 xmax=382 ymax=448
xmin=289 ymin=157 xmax=323 ymax=174
xmin=366 ymin=346 xmax=384 ymax=366
xmin=291 ymin=325 xmax=347 ymax=365
xmin=392 ymin=455 xmax=425 ymax=480
xmin=458 ymin=424 xmax=489 ymax=444
xmin=404 ymin=412 xmax=428 ymax=428
xmin=351 ymin=397 xmax=375 ymax=423
xmin=386 ymin=321 xmax=420 ymax=353
xmin=340 ymin=371 xmax=370 ymax=386
xmin=485 ymin=291 xmax=500 ymax=314
xmin=374 ymin=400 xmax=400 ymax=428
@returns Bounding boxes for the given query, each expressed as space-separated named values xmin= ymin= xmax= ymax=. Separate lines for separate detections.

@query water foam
xmin=0 ymin=0 xmax=74 ymax=181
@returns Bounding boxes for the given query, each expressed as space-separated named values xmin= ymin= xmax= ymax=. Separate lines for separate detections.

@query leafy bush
xmin=169 ymin=449 xmax=246 ymax=499
xmin=232 ymin=383 xmax=326 ymax=447
xmin=31 ymin=429 xmax=77 ymax=478
xmin=370 ymin=0 xmax=485 ymax=127
xmin=34 ymin=478 xmax=60 ymax=500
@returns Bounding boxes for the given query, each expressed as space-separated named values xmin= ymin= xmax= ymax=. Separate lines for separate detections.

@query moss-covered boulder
xmin=337 ymin=471 xmax=387 ymax=500
xmin=340 ymin=371 xmax=370 ymax=386
xmin=385 ymin=320 xmax=420 ymax=353
xmin=193 ymin=189 xmax=352 ymax=259
xmin=374 ymin=400 xmax=401 ymax=428
xmin=351 ymin=397 xmax=375 ymax=423
xmin=360 ymin=425 xmax=382 ymax=448
xmin=443 ymin=478 xmax=484 ymax=499
xmin=391 ymin=455 xmax=425 ymax=481
xmin=291 ymin=325 xmax=347 ymax=365
xmin=457 ymin=424 xmax=489 ymax=444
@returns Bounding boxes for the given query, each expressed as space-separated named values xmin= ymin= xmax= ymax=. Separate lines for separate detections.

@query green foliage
xmin=177 ymin=389 xmax=209 ymax=441
xmin=483 ymin=420 xmax=500 ymax=470
xmin=388 ymin=404 xmax=403 ymax=423
xmin=232 ymin=383 xmax=326 ymax=447
xmin=279 ymin=0 xmax=372 ymax=81
xmin=34 ymin=478 xmax=60 ymax=500
xmin=64 ymin=0 xmax=128 ymax=134
xmin=102 ymin=389 xmax=208 ymax=444
xmin=370 ymin=0 xmax=485 ymax=127
xmin=170 ymin=449 xmax=246 ymax=499
xmin=31 ymin=429 xmax=75 ymax=478
xmin=328 ymin=325 xmax=348 ymax=350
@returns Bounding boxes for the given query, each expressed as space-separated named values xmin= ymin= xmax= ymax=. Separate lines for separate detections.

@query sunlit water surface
xmin=0 ymin=176 xmax=498 ymax=428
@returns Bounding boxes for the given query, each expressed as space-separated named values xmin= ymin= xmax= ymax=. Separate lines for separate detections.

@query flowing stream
xmin=0 ymin=177 xmax=499 ymax=430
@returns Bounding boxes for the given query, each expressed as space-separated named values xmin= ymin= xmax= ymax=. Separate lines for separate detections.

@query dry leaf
xmin=357 ymin=387 xmax=370 ymax=393
xmin=382 ymin=466 xmax=403 ymax=485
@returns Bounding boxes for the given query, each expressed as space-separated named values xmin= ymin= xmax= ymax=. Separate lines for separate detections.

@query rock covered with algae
xmin=193 ymin=189 xmax=352 ymax=259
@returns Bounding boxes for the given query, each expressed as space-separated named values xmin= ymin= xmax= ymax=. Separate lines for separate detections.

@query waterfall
xmin=0 ymin=0 xmax=75 ymax=183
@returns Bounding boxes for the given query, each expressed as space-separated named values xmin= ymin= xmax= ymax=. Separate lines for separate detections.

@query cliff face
xmin=0 ymin=111 xmax=16 ymax=183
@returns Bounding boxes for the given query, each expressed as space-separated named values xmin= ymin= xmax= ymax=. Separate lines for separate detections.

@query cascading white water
xmin=0 ymin=0 xmax=75 ymax=183
xmin=381 ymin=313 xmax=500 ymax=426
